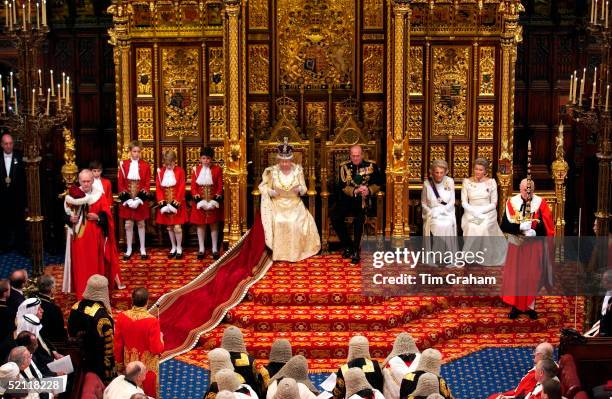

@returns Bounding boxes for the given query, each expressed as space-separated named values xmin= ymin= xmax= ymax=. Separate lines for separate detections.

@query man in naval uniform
xmin=331 ymin=145 xmax=382 ymax=264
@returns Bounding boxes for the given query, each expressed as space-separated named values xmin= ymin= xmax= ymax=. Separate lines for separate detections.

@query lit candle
xmin=579 ymin=79 xmax=584 ymax=105
xmin=8 ymin=2 xmax=11 ymax=29
xmin=50 ymin=69 xmax=54 ymax=96
xmin=14 ymin=88 xmax=17 ymax=114
xmin=4 ymin=1 xmax=8 ymax=27
xmin=573 ymin=75 xmax=578 ymax=103
xmin=57 ymin=83 xmax=61 ymax=104
xmin=559 ymin=120 xmax=564 ymax=134
xmin=602 ymin=0 xmax=605 ymax=18
xmin=35 ymin=2 xmax=39 ymax=28
xmin=66 ymin=77 xmax=70 ymax=105
xmin=569 ymin=74 xmax=573 ymax=101
xmin=41 ymin=0 xmax=46 ymax=26
xmin=12 ymin=0 xmax=16 ymax=27
xmin=27 ymin=0 xmax=30 ymax=24
xmin=21 ymin=3 xmax=25 ymax=30
xmin=1 ymin=88 xmax=5 ymax=113
xmin=606 ymin=85 xmax=610 ymax=112
xmin=9 ymin=71 xmax=13 ymax=97
xmin=45 ymin=87 xmax=49 ymax=115
xmin=31 ymin=88 xmax=35 ymax=115
xmin=0 ymin=76 xmax=2 ymax=101
xmin=591 ymin=80 xmax=596 ymax=109
xmin=606 ymin=1 xmax=609 ymax=27
xmin=580 ymin=68 xmax=586 ymax=95
xmin=591 ymin=0 xmax=595 ymax=22
xmin=595 ymin=0 xmax=598 ymax=20
xmin=61 ymin=72 xmax=65 ymax=99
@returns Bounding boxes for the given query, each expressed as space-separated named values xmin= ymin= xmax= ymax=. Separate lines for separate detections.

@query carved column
xmin=23 ymin=128 xmax=44 ymax=275
xmin=551 ymin=124 xmax=568 ymax=236
xmin=223 ymin=0 xmax=247 ymax=245
xmin=386 ymin=0 xmax=411 ymax=242
xmin=595 ymin=115 xmax=611 ymax=236
xmin=496 ymin=1 xmax=524 ymax=215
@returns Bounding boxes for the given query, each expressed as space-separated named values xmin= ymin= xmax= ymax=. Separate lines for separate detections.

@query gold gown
xmin=259 ymin=164 xmax=321 ymax=262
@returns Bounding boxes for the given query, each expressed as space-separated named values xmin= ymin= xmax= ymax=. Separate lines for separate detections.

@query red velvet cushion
xmin=559 ymin=354 xmax=582 ymax=399
xmin=80 ymin=372 xmax=105 ymax=399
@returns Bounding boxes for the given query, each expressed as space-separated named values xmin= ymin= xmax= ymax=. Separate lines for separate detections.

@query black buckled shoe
xmin=123 ymin=252 xmax=132 ymax=261
xmin=526 ymin=309 xmax=538 ymax=320
xmin=197 ymin=252 xmax=205 ymax=260
xmin=168 ymin=251 xmax=176 ymax=259
xmin=508 ymin=307 xmax=521 ymax=320
xmin=140 ymin=253 xmax=148 ymax=260
xmin=175 ymin=251 xmax=183 ymax=260
xmin=342 ymin=248 xmax=352 ymax=259
xmin=351 ymin=251 xmax=361 ymax=264
xmin=212 ymin=252 xmax=220 ymax=260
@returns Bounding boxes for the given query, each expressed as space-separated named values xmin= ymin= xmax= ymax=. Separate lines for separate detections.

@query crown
xmin=276 ymin=137 xmax=294 ymax=160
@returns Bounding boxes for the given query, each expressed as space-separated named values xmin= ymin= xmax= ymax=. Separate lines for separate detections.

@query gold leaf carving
xmin=477 ymin=145 xmax=494 ymax=166
xmin=185 ymin=146 xmax=202 ymax=172
xmin=249 ymin=102 xmax=271 ymax=133
xmin=478 ymin=104 xmax=494 ymax=140
xmin=408 ymin=145 xmax=422 ymax=179
xmin=248 ymin=0 xmax=269 ymax=29
xmin=140 ymin=146 xmax=155 ymax=177
xmin=137 ymin=106 xmax=154 ymax=141
xmin=409 ymin=46 xmax=423 ymax=95
xmin=363 ymin=0 xmax=383 ymax=29
xmin=408 ymin=103 xmax=422 ymax=140
xmin=306 ymin=102 xmax=327 ymax=135
xmin=432 ymin=46 xmax=470 ymax=137
xmin=479 ymin=46 xmax=495 ymax=96
xmin=208 ymin=47 xmax=224 ymax=96
xmin=277 ymin=0 xmax=354 ymax=88
xmin=363 ymin=102 xmax=383 ymax=140
xmin=453 ymin=145 xmax=470 ymax=178
xmin=209 ymin=105 xmax=226 ymax=141
xmin=136 ymin=48 xmax=152 ymax=97
xmin=248 ymin=44 xmax=270 ymax=94
xmin=430 ymin=145 xmax=446 ymax=164
xmin=363 ymin=44 xmax=384 ymax=94
xmin=162 ymin=47 xmax=200 ymax=138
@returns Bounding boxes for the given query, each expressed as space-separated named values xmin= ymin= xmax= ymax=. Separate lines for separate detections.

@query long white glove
xmin=129 ymin=198 xmax=142 ymax=209
xmin=268 ymin=189 xmax=278 ymax=197
xmin=520 ymin=221 xmax=532 ymax=231
xmin=123 ymin=199 xmax=133 ymax=208
xmin=167 ymin=204 xmax=178 ymax=214
xmin=432 ymin=207 xmax=445 ymax=218
xmin=471 ymin=210 xmax=483 ymax=219
xmin=209 ymin=200 xmax=220 ymax=208
xmin=524 ymin=229 xmax=537 ymax=237
xmin=196 ymin=200 xmax=206 ymax=210
xmin=160 ymin=205 xmax=170 ymax=214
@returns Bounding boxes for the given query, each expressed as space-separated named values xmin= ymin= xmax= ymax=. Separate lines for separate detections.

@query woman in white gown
xmin=421 ymin=160 xmax=458 ymax=264
xmin=461 ymin=158 xmax=506 ymax=266
xmin=259 ymin=138 xmax=321 ymax=262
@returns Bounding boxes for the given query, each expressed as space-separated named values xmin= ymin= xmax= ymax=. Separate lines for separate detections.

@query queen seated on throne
xmin=259 ymin=138 xmax=321 ymax=262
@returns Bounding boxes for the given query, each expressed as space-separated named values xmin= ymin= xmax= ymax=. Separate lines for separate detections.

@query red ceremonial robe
xmin=189 ymin=164 xmax=224 ymax=225
xmin=100 ymin=177 xmax=113 ymax=207
xmin=114 ymin=306 xmax=164 ymax=398
xmin=487 ymin=368 xmax=536 ymax=399
xmin=155 ymin=166 xmax=188 ymax=225
xmin=118 ymin=159 xmax=151 ymax=221
xmin=500 ymin=194 xmax=555 ymax=311
xmin=64 ymin=190 xmax=114 ymax=299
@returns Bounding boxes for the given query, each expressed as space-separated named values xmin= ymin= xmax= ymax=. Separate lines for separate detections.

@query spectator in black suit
xmin=0 ymin=133 xmax=26 ymax=254
xmin=7 ymin=269 xmax=27 ymax=336
xmin=0 ymin=279 xmax=10 ymax=343
xmin=34 ymin=274 xmax=67 ymax=343
xmin=14 ymin=330 xmax=56 ymax=378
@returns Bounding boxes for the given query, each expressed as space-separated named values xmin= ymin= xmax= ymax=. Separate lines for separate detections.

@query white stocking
xmin=210 ymin=223 xmax=219 ymax=252
xmin=167 ymin=227 xmax=177 ymax=252
xmin=137 ymin=221 xmax=146 ymax=255
xmin=124 ymin=220 xmax=134 ymax=255
xmin=174 ymin=225 xmax=183 ymax=253
xmin=197 ymin=226 xmax=206 ymax=253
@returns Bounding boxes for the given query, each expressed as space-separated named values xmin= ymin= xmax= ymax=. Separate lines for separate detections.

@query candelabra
xmin=561 ymin=3 xmax=611 ymax=237
xmin=0 ymin=1 xmax=72 ymax=276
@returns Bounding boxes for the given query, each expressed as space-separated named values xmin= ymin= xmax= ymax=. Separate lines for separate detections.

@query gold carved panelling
xmin=137 ymin=106 xmax=154 ymax=141
xmin=479 ymin=47 xmax=495 ymax=96
xmin=478 ymin=104 xmax=495 ymax=140
xmin=249 ymin=102 xmax=271 ymax=133
xmin=208 ymin=47 xmax=224 ymax=96
xmin=306 ymin=102 xmax=327 ymax=135
xmin=185 ymin=146 xmax=202 ymax=173
xmin=432 ymin=46 xmax=471 ymax=137
xmin=136 ymin=48 xmax=153 ymax=97
xmin=248 ymin=0 xmax=269 ymax=29
xmin=453 ymin=145 xmax=470 ymax=178
xmin=213 ymin=146 xmax=225 ymax=164
xmin=161 ymin=146 xmax=179 ymax=162
xmin=277 ymin=0 xmax=354 ymax=88
xmin=140 ymin=146 xmax=155 ymax=177
xmin=363 ymin=44 xmax=384 ymax=94
xmin=409 ymin=46 xmax=423 ymax=95
xmin=477 ymin=145 xmax=494 ymax=166
xmin=408 ymin=145 xmax=422 ymax=179
xmin=408 ymin=103 xmax=423 ymax=140
xmin=430 ymin=145 xmax=446 ymax=164
xmin=209 ymin=105 xmax=225 ymax=141
xmin=363 ymin=102 xmax=383 ymax=140
xmin=334 ymin=102 xmax=352 ymax=128
xmin=248 ymin=44 xmax=270 ymax=94
xmin=363 ymin=0 xmax=383 ymax=29
xmin=162 ymin=47 xmax=200 ymax=138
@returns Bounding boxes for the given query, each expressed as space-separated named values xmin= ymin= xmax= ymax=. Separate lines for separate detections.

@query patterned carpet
xmin=0 ymin=251 xmax=64 ymax=279
xmin=159 ymin=346 xmax=535 ymax=399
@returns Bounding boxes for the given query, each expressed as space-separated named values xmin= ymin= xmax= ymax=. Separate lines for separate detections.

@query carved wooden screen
xmin=108 ymin=1 xmax=225 ymax=178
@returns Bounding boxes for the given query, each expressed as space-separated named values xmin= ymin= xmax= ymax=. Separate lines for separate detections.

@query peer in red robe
xmin=156 ymin=150 xmax=188 ymax=259
xmin=114 ymin=288 xmax=164 ymax=398
xmin=500 ymin=179 xmax=555 ymax=319
xmin=91 ymin=161 xmax=125 ymax=290
xmin=63 ymin=170 xmax=116 ymax=299
xmin=117 ymin=140 xmax=151 ymax=260
xmin=189 ymin=147 xmax=224 ymax=260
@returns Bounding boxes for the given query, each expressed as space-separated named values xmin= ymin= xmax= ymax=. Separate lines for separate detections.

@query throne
xmin=251 ymin=96 xmax=314 ymax=217
xmin=320 ymin=100 xmax=384 ymax=252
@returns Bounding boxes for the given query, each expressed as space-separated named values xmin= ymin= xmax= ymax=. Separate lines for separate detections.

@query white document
xmin=47 ymin=355 xmax=74 ymax=374
xmin=317 ymin=391 xmax=333 ymax=399
xmin=320 ymin=372 xmax=337 ymax=392
xmin=52 ymin=374 xmax=68 ymax=394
